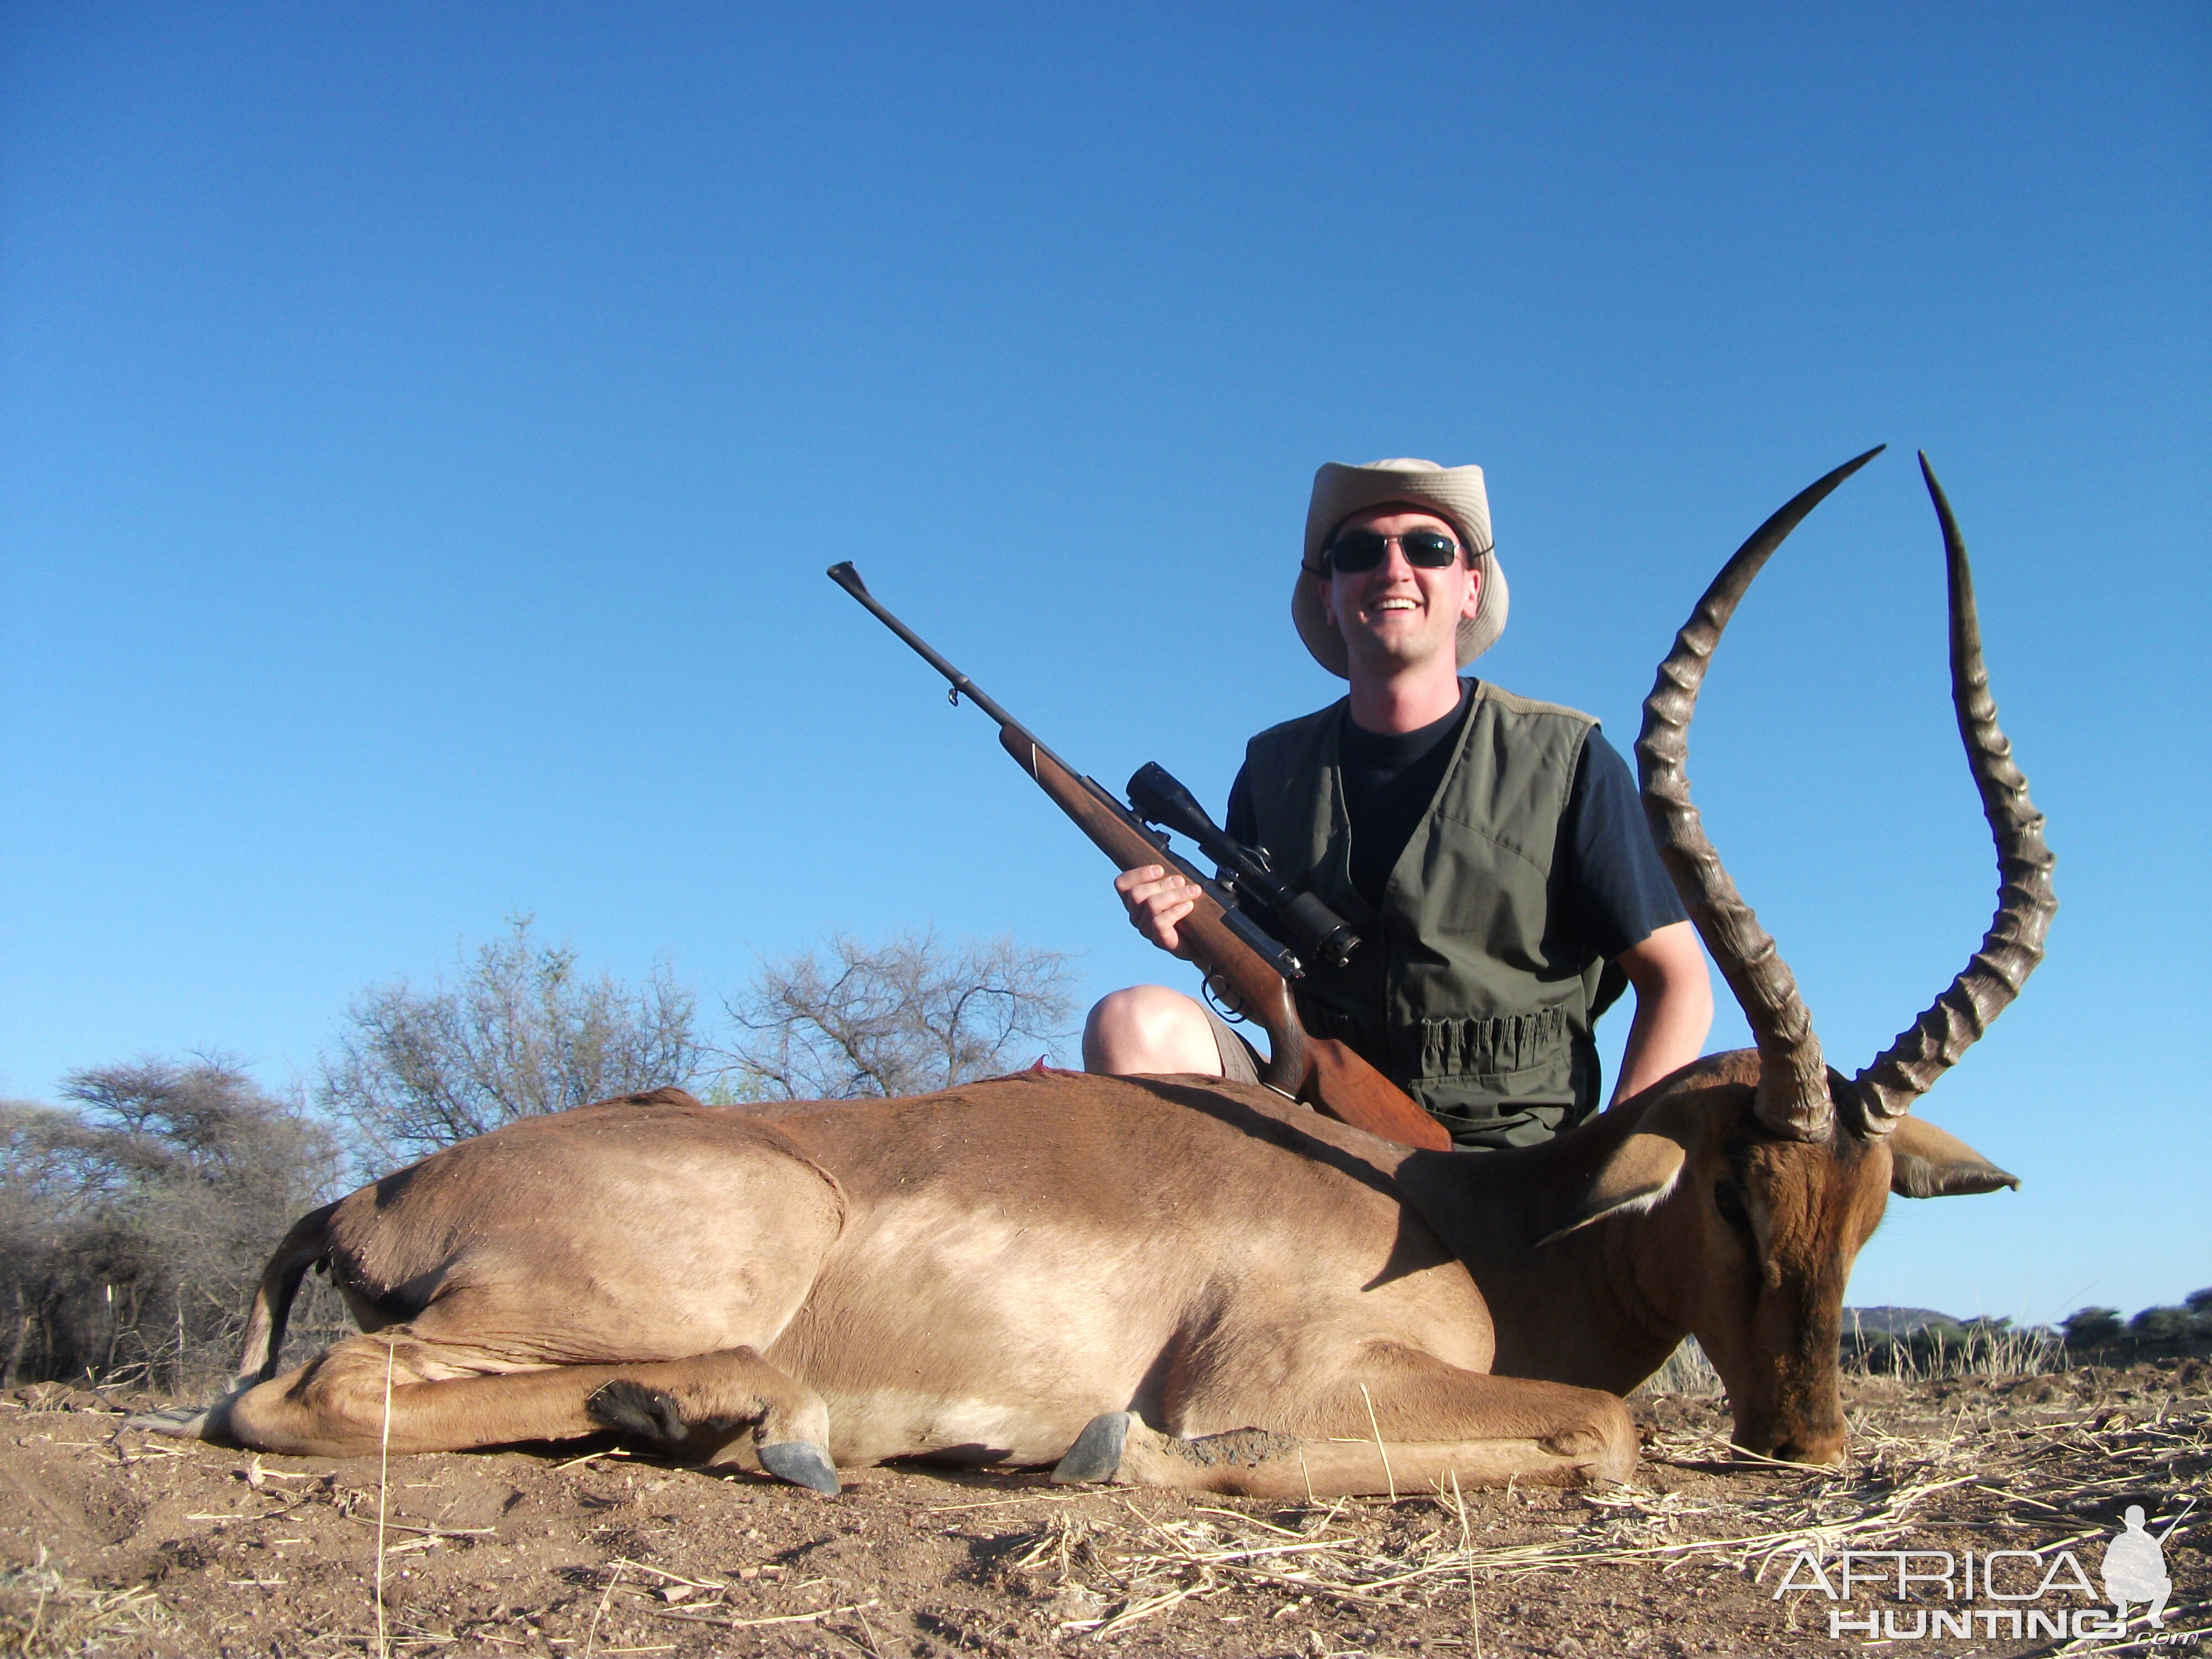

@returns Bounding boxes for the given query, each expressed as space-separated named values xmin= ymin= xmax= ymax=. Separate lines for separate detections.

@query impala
xmin=137 ymin=450 xmax=2051 ymax=1493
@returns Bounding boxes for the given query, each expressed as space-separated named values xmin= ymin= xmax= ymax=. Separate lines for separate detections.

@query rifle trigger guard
xmin=1201 ymin=973 xmax=1250 ymax=1024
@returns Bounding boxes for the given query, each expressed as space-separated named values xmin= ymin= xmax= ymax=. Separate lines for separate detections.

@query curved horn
xmin=1849 ymin=456 xmax=2057 ymax=1133
xmin=1636 ymin=448 xmax=1885 ymax=1141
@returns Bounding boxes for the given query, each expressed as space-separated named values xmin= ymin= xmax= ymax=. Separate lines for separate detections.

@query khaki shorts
xmin=1201 ymin=1003 xmax=1265 ymax=1085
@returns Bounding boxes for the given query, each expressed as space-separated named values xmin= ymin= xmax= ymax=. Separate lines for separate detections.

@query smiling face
xmin=1317 ymin=505 xmax=1482 ymax=680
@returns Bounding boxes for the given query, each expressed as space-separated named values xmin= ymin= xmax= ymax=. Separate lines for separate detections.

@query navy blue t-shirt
xmin=1223 ymin=681 xmax=1684 ymax=974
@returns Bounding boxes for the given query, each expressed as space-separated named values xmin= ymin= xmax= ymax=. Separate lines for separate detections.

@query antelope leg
xmin=212 ymin=1328 xmax=837 ymax=1489
xmin=1055 ymin=1352 xmax=1636 ymax=1495
xmin=1072 ymin=1415 xmax=1620 ymax=1495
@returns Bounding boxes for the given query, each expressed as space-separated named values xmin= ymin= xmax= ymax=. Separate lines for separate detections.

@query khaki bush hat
xmin=1292 ymin=458 xmax=1509 ymax=677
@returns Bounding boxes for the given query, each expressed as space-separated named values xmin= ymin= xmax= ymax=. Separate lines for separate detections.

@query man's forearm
xmin=1609 ymin=921 xmax=1715 ymax=1105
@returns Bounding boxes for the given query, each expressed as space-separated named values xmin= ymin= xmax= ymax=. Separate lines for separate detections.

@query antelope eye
xmin=1713 ymin=1180 xmax=1751 ymax=1227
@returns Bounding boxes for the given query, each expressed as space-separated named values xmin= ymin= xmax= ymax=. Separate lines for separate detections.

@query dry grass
xmin=0 ymin=1547 xmax=172 ymax=1657
xmin=1635 ymin=1322 xmax=2070 ymax=1402
xmin=1841 ymin=1314 xmax=2069 ymax=1383
xmin=1634 ymin=1339 xmax=1725 ymax=1397
xmin=963 ymin=1390 xmax=2210 ymax=1645
xmin=6 ymin=1361 xmax=2203 ymax=1655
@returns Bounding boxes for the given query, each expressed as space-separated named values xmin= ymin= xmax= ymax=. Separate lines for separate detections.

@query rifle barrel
xmin=826 ymin=561 xmax=1074 ymax=764
xmin=826 ymin=560 xmax=1453 ymax=1149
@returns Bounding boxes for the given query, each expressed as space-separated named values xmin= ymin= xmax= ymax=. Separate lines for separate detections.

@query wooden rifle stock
xmin=996 ymin=731 xmax=1448 ymax=1149
xmin=831 ymin=561 xmax=1451 ymax=1152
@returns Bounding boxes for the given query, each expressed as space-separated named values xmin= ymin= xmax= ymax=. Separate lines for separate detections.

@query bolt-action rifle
xmin=828 ymin=561 xmax=1451 ymax=1152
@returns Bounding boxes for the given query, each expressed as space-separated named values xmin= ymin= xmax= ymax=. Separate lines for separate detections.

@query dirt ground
xmin=2 ymin=1363 xmax=2204 ymax=1658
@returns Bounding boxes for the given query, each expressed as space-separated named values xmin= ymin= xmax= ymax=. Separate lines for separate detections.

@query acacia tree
xmin=719 ymin=930 xmax=1076 ymax=1100
xmin=319 ymin=917 xmax=703 ymax=1163
xmin=0 ymin=931 xmax=1073 ymax=1385
xmin=0 ymin=1057 xmax=343 ymax=1389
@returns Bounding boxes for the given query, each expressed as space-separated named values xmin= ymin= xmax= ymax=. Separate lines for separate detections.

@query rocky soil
xmin=3 ymin=1361 xmax=2204 ymax=1657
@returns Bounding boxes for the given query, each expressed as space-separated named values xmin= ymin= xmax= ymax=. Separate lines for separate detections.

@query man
xmin=1082 ymin=458 xmax=1712 ymax=1149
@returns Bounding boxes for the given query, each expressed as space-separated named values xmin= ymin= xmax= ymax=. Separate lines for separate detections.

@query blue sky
xmin=3 ymin=3 xmax=2205 ymax=1321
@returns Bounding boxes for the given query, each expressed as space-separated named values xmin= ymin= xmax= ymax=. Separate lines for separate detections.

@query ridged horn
xmin=1848 ymin=455 xmax=2057 ymax=1133
xmin=1637 ymin=448 xmax=1885 ymax=1141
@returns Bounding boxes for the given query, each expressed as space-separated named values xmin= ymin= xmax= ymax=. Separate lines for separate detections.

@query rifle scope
xmin=1125 ymin=762 xmax=1361 ymax=971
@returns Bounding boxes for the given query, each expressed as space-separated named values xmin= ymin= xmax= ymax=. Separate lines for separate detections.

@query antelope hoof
xmin=758 ymin=1439 xmax=840 ymax=1494
xmin=586 ymin=1380 xmax=686 ymax=1444
xmin=1052 ymin=1411 xmax=1135 ymax=1485
xmin=126 ymin=1403 xmax=217 ymax=1440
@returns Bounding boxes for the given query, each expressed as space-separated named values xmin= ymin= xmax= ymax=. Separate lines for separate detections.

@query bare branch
xmin=716 ymin=931 xmax=1076 ymax=1100
xmin=2 ymin=1058 xmax=345 ymax=1390
xmin=318 ymin=917 xmax=703 ymax=1163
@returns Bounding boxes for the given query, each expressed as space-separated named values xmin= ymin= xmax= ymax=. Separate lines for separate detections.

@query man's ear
xmin=1538 ymin=1128 xmax=1689 ymax=1246
xmin=1886 ymin=1117 xmax=2019 ymax=1198
xmin=1459 ymin=562 xmax=1483 ymax=620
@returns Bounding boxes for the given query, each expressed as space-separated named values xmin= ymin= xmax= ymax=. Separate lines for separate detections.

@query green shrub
xmin=2062 ymin=1307 xmax=2125 ymax=1348
xmin=2128 ymin=1305 xmax=2195 ymax=1343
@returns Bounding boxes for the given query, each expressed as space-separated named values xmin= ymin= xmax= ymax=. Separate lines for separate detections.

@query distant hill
xmin=1844 ymin=1306 xmax=1960 ymax=1336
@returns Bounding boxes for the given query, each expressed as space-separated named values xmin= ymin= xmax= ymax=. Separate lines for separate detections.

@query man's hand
xmin=1114 ymin=865 xmax=1204 ymax=959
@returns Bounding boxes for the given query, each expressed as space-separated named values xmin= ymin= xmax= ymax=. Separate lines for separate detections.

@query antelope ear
xmin=1886 ymin=1117 xmax=2019 ymax=1197
xmin=1538 ymin=1131 xmax=1689 ymax=1246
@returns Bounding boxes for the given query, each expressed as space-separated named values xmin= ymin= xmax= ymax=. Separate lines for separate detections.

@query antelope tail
xmin=233 ymin=1201 xmax=339 ymax=1387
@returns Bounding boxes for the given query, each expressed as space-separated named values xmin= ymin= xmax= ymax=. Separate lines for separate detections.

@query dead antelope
xmin=134 ymin=449 xmax=2049 ymax=1493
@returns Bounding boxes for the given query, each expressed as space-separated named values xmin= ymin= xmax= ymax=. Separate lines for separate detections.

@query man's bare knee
xmin=1083 ymin=985 xmax=1223 ymax=1076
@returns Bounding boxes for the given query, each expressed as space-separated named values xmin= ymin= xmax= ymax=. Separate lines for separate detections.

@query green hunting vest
xmin=1241 ymin=681 xmax=1613 ymax=1149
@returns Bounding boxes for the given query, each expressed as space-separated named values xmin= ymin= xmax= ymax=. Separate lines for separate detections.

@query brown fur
xmin=154 ymin=460 xmax=2030 ymax=1493
xmin=1410 ymin=1050 xmax=1963 ymax=1464
xmin=164 ymin=1056 xmax=2006 ymax=1493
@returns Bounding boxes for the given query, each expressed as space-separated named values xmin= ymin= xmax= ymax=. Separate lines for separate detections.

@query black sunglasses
xmin=1322 ymin=529 xmax=1467 ymax=573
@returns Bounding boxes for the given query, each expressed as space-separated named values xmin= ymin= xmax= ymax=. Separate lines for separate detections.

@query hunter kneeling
xmin=1085 ymin=458 xmax=1713 ymax=1149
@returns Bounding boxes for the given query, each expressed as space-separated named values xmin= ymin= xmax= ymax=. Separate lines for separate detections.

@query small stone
xmin=1046 ymin=1586 xmax=1106 ymax=1621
